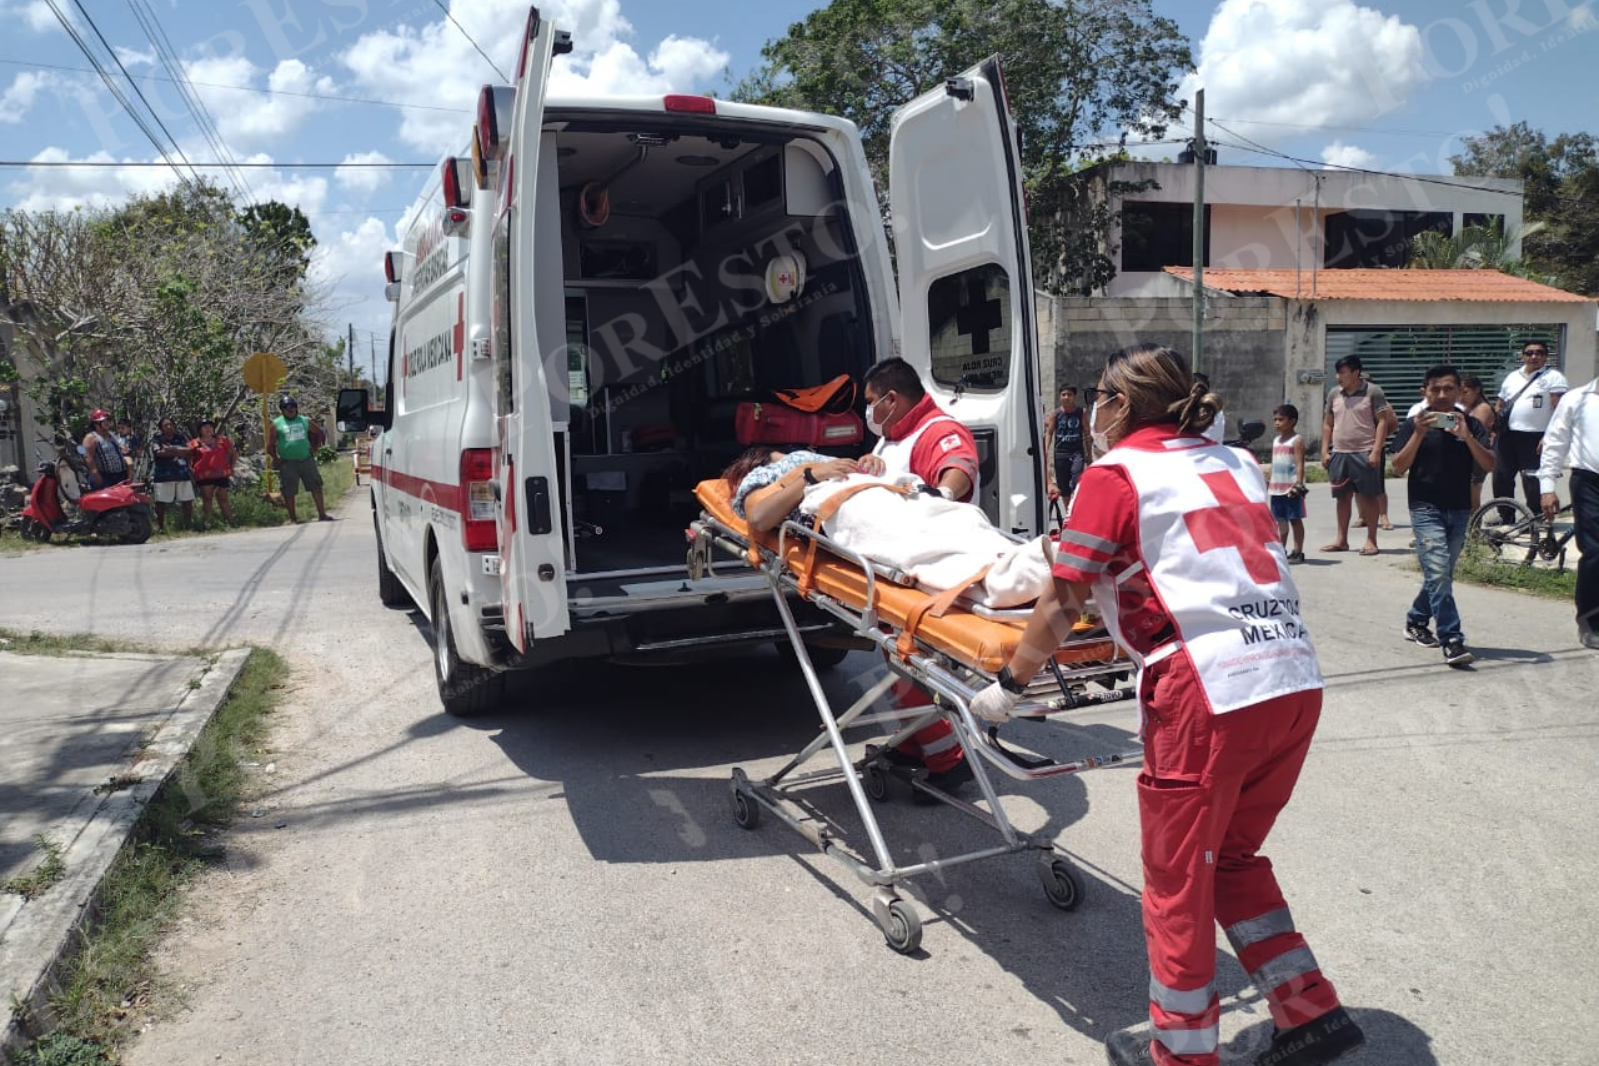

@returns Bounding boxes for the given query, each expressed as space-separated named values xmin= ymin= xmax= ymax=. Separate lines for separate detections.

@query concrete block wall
xmin=1037 ymin=295 xmax=1290 ymax=447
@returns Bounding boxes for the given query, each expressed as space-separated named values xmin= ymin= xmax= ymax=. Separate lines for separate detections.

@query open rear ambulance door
xmin=888 ymin=56 xmax=1045 ymax=536
xmin=494 ymin=10 xmax=568 ymax=653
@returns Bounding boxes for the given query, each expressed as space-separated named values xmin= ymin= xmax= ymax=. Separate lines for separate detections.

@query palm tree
xmin=1405 ymin=218 xmax=1550 ymax=281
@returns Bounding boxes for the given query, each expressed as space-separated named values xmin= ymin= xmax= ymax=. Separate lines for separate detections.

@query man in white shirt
xmin=1495 ymin=340 xmax=1567 ymax=521
xmin=1537 ymin=375 xmax=1599 ymax=650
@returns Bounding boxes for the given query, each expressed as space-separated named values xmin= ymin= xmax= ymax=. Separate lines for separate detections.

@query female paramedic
xmin=971 ymin=344 xmax=1363 ymax=1066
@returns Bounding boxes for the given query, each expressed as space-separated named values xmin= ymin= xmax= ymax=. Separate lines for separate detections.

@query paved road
xmin=0 ymin=482 xmax=1595 ymax=1066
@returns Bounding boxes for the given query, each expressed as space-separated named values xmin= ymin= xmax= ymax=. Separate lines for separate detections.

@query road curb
xmin=0 ymin=647 xmax=253 ymax=1063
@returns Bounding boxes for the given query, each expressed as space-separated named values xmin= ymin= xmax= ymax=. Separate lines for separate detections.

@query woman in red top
xmin=189 ymin=419 xmax=237 ymax=528
xmin=973 ymin=344 xmax=1361 ymax=1066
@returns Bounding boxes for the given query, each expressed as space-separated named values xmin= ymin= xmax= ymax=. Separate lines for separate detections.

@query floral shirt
xmin=732 ymin=450 xmax=829 ymax=519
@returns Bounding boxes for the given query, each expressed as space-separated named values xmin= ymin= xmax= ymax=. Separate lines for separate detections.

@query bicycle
xmin=1466 ymin=495 xmax=1577 ymax=569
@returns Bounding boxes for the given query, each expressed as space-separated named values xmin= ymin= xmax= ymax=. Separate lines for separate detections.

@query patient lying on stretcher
xmin=721 ymin=448 xmax=1054 ymax=608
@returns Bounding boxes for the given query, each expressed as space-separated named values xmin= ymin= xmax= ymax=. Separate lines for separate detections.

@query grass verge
xmin=0 ymin=458 xmax=356 ymax=551
xmin=1456 ymin=541 xmax=1580 ymax=600
xmin=0 ymin=631 xmax=148 ymax=657
xmin=9 ymin=647 xmax=284 ymax=1062
xmin=3 ymin=837 xmax=67 ymax=901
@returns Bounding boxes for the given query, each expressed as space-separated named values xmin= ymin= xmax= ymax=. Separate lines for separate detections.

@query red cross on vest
xmin=1183 ymin=471 xmax=1281 ymax=583
xmin=454 ymin=293 xmax=466 ymax=381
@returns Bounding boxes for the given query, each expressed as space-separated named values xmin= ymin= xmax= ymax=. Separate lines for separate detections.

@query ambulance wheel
xmin=731 ymin=787 xmax=761 ymax=830
xmin=863 ymin=761 xmax=890 ymax=803
xmin=376 ymin=517 xmax=409 ymax=607
xmin=775 ymin=640 xmax=851 ymax=670
xmin=880 ymin=897 xmax=922 ymax=954
xmin=429 ymin=559 xmax=503 ymax=716
xmin=19 ymin=518 xmax=50 ymax=543
xmin=1038 ymin=857 xmax=1084 ymax=912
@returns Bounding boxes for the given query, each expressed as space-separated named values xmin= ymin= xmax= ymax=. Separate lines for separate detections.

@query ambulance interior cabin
xmin=542 ymin=114 xmax=878 ymax=575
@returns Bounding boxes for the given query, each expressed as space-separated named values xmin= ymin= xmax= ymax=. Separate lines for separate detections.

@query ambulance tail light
xmin=383 ymin=251 xmax=401 ymax=284
xmin=515 ymin=7 xmax=540 ymax=82
xmin=476 ymin=85 xmax=516 ymax=165
xmin=461 ymin=449 xmax=498 ymax=552
xmin=442 ymin=157 xmax=471 ymax=209
xmin=664 ymin=94 xmax=715 ymax=115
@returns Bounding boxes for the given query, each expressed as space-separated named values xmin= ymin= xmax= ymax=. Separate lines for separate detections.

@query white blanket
xmin=798 ymin=475 xmax=1052 ymax=607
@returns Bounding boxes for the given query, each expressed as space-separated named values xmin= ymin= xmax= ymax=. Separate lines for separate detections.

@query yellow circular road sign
xmin=243 ymin=351 xmax=287 ymax=394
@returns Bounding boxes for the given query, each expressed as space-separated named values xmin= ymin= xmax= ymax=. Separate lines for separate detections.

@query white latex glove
xmin=970 ymin=682 xmax=1022 ymax=725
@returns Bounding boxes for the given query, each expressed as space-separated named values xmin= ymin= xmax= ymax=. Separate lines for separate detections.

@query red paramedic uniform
xmin=873 ymin=393 xmax=981 ymax=772
xmin=1053 ymin=424 xmax=1344 ymax=1066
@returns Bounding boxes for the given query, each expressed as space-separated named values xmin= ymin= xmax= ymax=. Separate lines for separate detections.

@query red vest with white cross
xmin=1095 ymin=435 xmax=1322 ymax=714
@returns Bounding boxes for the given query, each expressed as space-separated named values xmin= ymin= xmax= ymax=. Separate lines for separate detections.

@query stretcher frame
xmin=689 ymin=502 xmax=1144 ymax=953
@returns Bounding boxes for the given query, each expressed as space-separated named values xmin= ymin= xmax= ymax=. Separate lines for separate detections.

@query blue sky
xmin=2 ymin=0 xmax=1595 ymax=365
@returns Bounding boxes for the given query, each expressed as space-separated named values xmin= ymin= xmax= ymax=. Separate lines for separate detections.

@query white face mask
xmin=865 ymin=397 xmax=889 ymax=438
xmin=1089 ymin=399 xmax=1112 ymax=455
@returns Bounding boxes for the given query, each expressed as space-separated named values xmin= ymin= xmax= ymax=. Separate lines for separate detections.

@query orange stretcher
xmin=689 ymin=479 xmax=1142 ymax=954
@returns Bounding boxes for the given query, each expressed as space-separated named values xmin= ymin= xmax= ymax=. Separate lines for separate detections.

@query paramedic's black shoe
xmin=1580 ymin=626 xmax=1599 ymax=651
xmin=1255 ymin=1006 xmax=1365 ymax=1066
xmin=1403 ymin=620 xmax=1439 ymax=647
xmin=915 ymin=757 xmax=973 ymax=804
xmin=1442 ymin=639 xmax=1475 ymax=667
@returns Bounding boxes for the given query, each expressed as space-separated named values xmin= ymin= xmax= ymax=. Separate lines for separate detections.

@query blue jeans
xmin=1408 ymin=504 xmax=1469 ymax=643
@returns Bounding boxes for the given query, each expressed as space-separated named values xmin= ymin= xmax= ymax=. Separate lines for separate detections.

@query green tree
xmin=1 ymin=181 xmax=329 ymax=439
xmin=1450 ymin=124 xmax=1599 ymax=295
xmin=734 ymin=0 xmax=1191 ymax=294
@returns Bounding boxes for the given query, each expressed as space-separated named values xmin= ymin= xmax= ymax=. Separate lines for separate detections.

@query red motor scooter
xmin=19 ymin=435 xmax=154 ymax=544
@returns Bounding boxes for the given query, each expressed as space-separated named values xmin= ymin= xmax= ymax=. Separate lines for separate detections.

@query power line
xmin=1206 ymin=119 xmax=1527 ymax=198
xmin=39 ymin=1 xmax=192 ymax=185
xmin=125 ymin=0 xmax=253 ymax=201
xmin=67 ymin=0 xmax=200 ymax=183
xmin=429 ymin=0 xmax=509 ymax=82
xmin=1210 ymin=115 xmax=1470 ymax=139
xmin=0 ymin=160 xmax=434 ymax=168
xmin=0 ymin=57 xmax=474 ymax=114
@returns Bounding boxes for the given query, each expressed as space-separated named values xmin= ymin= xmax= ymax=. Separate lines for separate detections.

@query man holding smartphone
xmin=1390 ymin=365 xmax=1496 ymax=667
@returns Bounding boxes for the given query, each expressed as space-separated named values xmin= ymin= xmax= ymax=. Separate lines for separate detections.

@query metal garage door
xmin=1326 ymin=324 xmax=1565 ymax=404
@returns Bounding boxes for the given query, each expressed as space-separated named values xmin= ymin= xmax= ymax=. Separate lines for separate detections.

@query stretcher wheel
xmin=731 ymin=787 xmax=761 ymax=830
xmin=879 ymin=896 xmax=922 ymax=954
xmin=1038 ymin=857 xmax=1084 ymax=912
xmin=863 ymin=761 xmax=890 ymax=803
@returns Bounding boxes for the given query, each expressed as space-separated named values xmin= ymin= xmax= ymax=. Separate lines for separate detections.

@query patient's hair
xmin=1102 ymin=343 xmax=1220 ymax=437
xmin=722 ymin=447 xmax=777 ymax=493
xmin=863 ymin=358 xmax=926 ymax=403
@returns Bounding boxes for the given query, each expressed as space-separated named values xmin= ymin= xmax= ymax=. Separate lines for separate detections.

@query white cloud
xmin=335 ymin=151 xmax=395 ymax=195
xmin=1572 ymin=4 xmax=1598 ymax=31
xmin=6 ymin=147 xmax=182 ymax=212
xmin=1320 ymin=141 xmax=1379 ymax=170
xmin=0 ymin=1 xmax=57 ymax=33
xmin=0 ymin=71 xmax=59 ymax=124
xmin=1183 ymin=0 xmax=1426 ymax=139
xmin=308 ymin=215 xmax=398 ymax=349
xmin=340 ymin=0 xmax=727 ymax=155
xmin=113 ymin=45 xmax=157 ymax=68
xmin=233 ymin=152 xmax=329 ymax=217
xmin=185 ymin=56 xmax=334 ymax=152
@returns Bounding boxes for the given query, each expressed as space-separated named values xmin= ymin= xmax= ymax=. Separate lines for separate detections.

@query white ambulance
xmin=338 ymin=6 xmax=1047 ymax=714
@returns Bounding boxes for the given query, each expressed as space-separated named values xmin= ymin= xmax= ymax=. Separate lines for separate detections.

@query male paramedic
xmin=856 ymin=358 xmax=980 ymax=795
xmin=971 ymin=343 xmax=1362 ymax=1066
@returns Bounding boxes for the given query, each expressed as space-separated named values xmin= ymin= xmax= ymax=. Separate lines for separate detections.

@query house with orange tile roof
xmin=1038 ymin=267 xmax=1595 ymax=454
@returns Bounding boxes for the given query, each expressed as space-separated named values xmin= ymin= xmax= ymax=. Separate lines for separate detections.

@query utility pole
xmin=370 ymin=336 xmax=376 ymax=388
xmin=1191 ymin=88 xmax=1206 ymax=375
xmin=347 ymin=323 xmax=355 ymax=385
